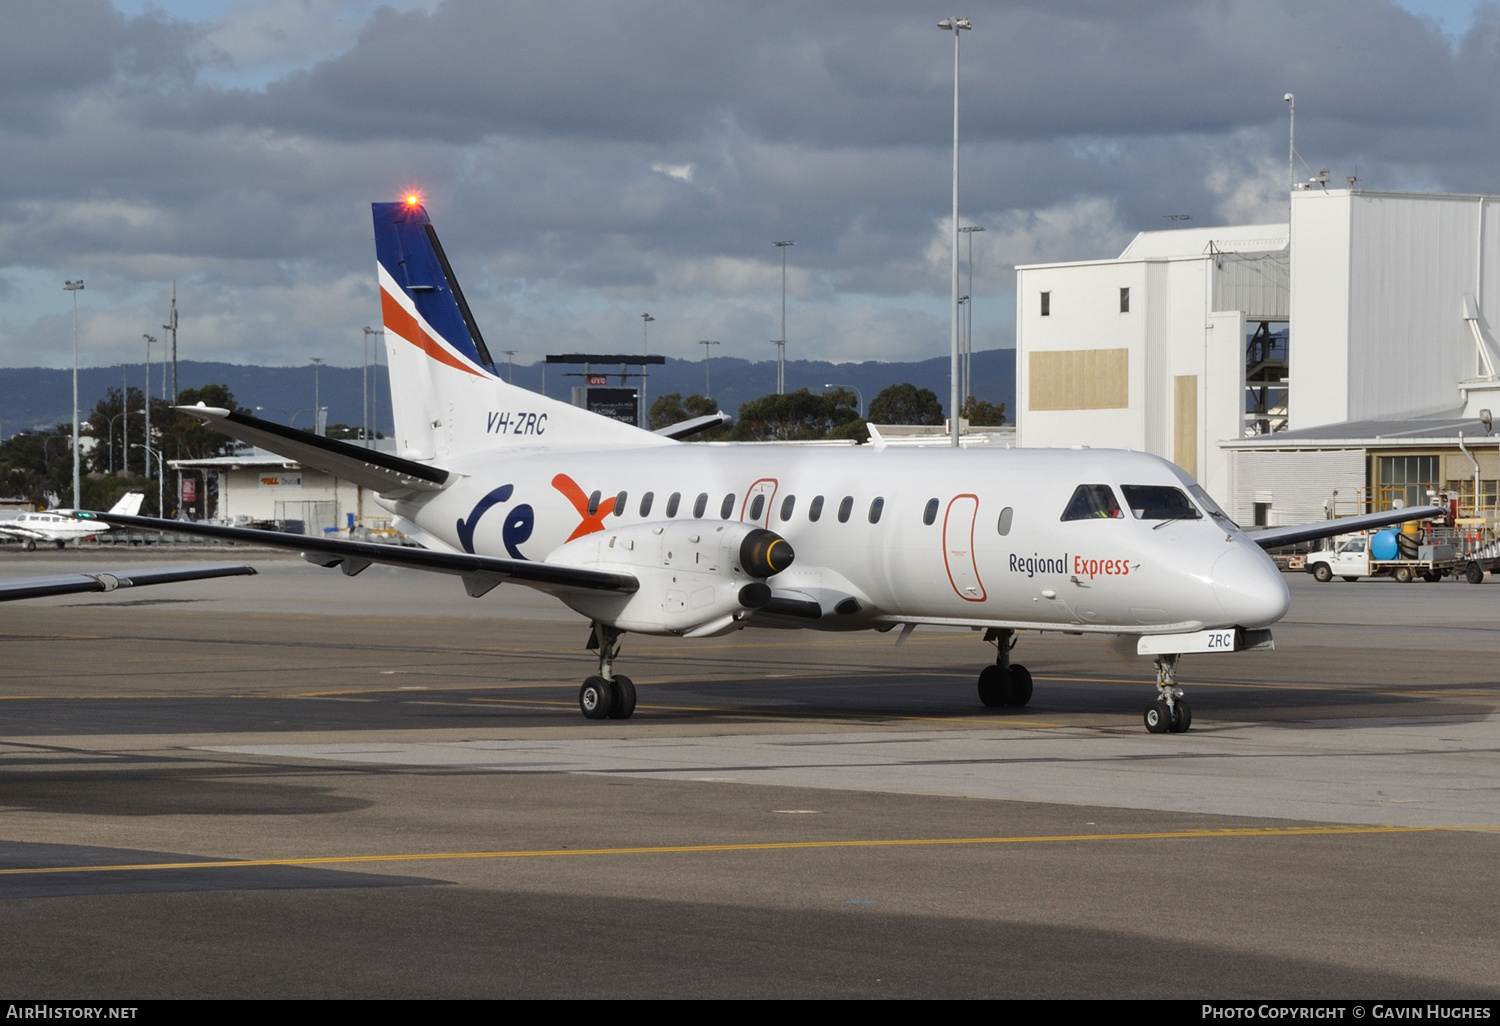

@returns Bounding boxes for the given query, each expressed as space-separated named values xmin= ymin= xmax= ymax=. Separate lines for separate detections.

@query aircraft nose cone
xmin=1210 ymin=545 xmax=1290 ymax=627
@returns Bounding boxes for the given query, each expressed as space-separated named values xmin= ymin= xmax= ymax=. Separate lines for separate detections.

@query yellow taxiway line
xmin=1 ymin=824 xmax=1492 ymax=878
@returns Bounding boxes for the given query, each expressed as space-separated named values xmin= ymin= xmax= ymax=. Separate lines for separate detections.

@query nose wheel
xmin=1144 ymin=654 xmax=1192 ymax=733
xmin=977 ymin=628 xmax=1033 ymax=708
xmin=579 ymin=622 xmax=638 ymax=720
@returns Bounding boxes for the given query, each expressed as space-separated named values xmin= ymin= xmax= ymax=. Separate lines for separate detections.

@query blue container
xmin=1370 ymin=530 xmax=1399 ymax=561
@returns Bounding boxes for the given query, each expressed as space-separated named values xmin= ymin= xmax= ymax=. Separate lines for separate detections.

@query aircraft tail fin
xmin=372 ymin=200 xmax=666 ymax=459
xmin=108 ymin=492 xmax=145 ymax=516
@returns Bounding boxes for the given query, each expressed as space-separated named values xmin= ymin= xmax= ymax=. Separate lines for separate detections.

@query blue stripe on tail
xmin=372 ymin=201 xmax=496 ymax=373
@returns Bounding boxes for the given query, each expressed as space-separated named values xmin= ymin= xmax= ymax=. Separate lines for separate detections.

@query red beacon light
xmin=404 ymin=193 xmax=421 ymax=207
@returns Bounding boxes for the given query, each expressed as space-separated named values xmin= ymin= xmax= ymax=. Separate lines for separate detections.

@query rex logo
xmin=552 ymin=473 xmax=617 ymax=541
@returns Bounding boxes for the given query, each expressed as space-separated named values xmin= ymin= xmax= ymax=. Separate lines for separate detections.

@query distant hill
xmin=0 ymin=349 xmax=1015 ymax=437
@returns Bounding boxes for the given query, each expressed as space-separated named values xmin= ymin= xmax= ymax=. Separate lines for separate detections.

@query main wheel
xmin=1168 ymin=699 xmax=1192 ymax=733
xmin=1008 ymin=664 xmax=1033 ymax=708
xmin=1394 ymin=566 xmax=1414 ymax=583
xmin=23 ymin=539 xmax=35 ymax=551
xmin=1312 ymin=564 xmax=1333 ymax=583
xmin=608 ymin=675 xmax=636 ymax=719
xmin=977 ymin=665 xmax=1010 ymax=707
xmin=579 ymin=676 xmax=615 ymax=720
xmin=1467 ymin=562 xmax=1485 ymax=585
xmin=1144 ymin=700 xmax=1172 ymax=734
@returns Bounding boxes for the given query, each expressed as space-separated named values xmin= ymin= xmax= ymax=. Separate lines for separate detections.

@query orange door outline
xmin=740 ymin=478 xmax=779 ymax=527
xmin=943 ymin=494 xmax=987 ymax=602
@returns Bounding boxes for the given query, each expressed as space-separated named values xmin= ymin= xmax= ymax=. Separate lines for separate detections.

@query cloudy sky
xmin=0 ymin=0 xmax=1495 ymax=371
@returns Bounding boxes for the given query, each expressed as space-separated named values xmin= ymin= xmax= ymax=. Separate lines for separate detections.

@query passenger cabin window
xmin=868 ymin=497 xmax=885 ymax=524
xmin=666 ymin=492 xmax=681 ymax=518
xmin=780 ymin=495 xmax=796 ymax=521
xmin=997 ymin=506 xmax=1014 ymax=535
xmin=693 ymin=493 xmax=708 ymax=518
xmin=837 ymin=496 xmax=854 ymax=523
xmin=748 ymin=494 xmax=766 ymax=522
xmin=720 ymin=494 xmax=735 ymax=519
xmin=639 ymin=492 xmax=654 ymax=517
xmin=587 ymin=490 xmax=602 ymax=516
xmin=1040 ymin=291 xmax=1051 ymax=316
xmin=808 ymin=496 xmax=825 ymax=522
xmin=922 ymin=498 xmax=939 ymax=526
xmin=612 ymin=491 xmax=627 ymax=517
xmin=1119 ymin=287 xmax=1130 ymax=313
xmin=1061 ymin=484 xmax=1123 ymax=521
xmin=1121 ymin=485 xmax=1201 ymax=521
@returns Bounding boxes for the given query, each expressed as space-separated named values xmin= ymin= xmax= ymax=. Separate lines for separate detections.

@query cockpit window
xmin=1061 ymin=485 xmax=1123 ymax=521
xmin=1188 ymin=484 xmax=1233 ymax=523
xmin=1121 ymin=485 xmax=1201 ymax=521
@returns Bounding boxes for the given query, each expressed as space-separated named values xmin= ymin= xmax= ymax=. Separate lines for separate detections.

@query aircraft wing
xmin=0 ymin=562 xmax=256 ymax=602
xmin=0 ymin=524 xmax=51 ymax=543
xmin=74 ymin=512 xmax=638 ymax=596
xmin=653 ymin=412 xmax=732 ymax=440
xmin=174 ymin=405 xmax=450 ymax=497
xmin=1245 ymin=505 xmax=1447 ymax=550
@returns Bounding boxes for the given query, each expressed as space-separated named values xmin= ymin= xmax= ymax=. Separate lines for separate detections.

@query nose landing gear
xmin=579 ymin=622 xmax=637 ymax=721
xmin=977 ymin=628 xmax=1033 ymax=708
xmin=1144 ymin=653 xmax=1191 ymax=733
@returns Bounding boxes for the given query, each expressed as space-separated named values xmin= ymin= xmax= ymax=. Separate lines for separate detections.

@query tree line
xmin=649 ymin=382 xmax=1006 ymax=442
xmin=0 ymin=384 xmax=242 ymax=514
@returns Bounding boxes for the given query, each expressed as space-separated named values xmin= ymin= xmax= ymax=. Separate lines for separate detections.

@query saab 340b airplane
xmin=78 ymin=198 xmax=1439 ymax=732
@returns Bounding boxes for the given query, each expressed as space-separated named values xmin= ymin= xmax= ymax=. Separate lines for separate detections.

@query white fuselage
xmin=379 ymin=442 xmax=1290 ymax=635
xmin=0 ymin=512 xmax=102 ymax=544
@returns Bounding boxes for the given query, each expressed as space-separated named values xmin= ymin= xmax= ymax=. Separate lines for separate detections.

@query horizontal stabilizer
xmin=653 ymin=412 xmax=732 ymax=440
xmin=0 ymin=562 xmax=256 ymax=602
xmin=176 ymin=406 xmax=449 ymax=497
xmin=1246 ymin=505 xmax=1446 ymax=550
xmin=74 ymin=512 xmax=638 ymax=597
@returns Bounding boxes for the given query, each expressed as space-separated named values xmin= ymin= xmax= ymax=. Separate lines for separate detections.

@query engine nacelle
xmin=545 ymin=521 xmax=794 ymax=636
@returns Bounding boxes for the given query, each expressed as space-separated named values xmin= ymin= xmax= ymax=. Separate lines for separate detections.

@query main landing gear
xmin=579 ymin=622 xmax=637 ymax=721
xmin=977 ymin=628 xmax=1033 ymax=708
xmin=1144 ymin=653 xmax=1192 ymax=734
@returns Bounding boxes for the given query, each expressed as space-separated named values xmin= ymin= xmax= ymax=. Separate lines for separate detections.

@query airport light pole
xmin=502 ymin=349 xmax=518 ymax=385
xmin=698 ymin=340 xmax=719 ymax=398
xmin=1285 ymin=93 xmax=1295 ymax=194
xmin=773 ymin=241 xmax=794 ymax=394
xmin=939 ymin=16 xmax=970 ymax=448
xmin=959 ymin=224 xmax=984 ymax=403
xmin=164 ymin=279 xmax=178 ymax=403
xmin=641 ymin=313 xmax=654 ymax=426
xmin=823 ymin=382 xmax=864 ymax=419
xmin=132 ymin=444 xmax=165 ymax=517
xmin=143 ymin=334 xmax=154 ymax=491
xmin=310 ymin=357 xmax=324 ymax=436
xmin=957 ymin=296 xmax=969 ymax=405
xmin=360 ymin=327 xmax=372 ymax=446
xmin=64 ymin=279 xmax=84 ymax=507
xmin=364 ymin=327 xmax=384 ymax=441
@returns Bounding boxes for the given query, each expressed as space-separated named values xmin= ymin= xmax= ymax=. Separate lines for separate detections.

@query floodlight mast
xmin=641 ymin=313 xmax=654 ymax=426
xmin=939 ymin=17 xmax=971 ymax=447
xmin=64 ymin=279 xmax=84 ymax=508
xmin=773 ymin=241 xmax=794 ymax=394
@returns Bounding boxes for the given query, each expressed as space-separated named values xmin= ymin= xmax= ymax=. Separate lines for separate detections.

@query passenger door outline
xmin=740 ymin=478 xmax=778 ymax=527
xmin=942 ymin=494 xmax=986 ymax=602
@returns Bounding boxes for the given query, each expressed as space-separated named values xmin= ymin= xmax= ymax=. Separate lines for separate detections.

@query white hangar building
xmin=1016 ymin=187 xmax=1500 ymax=527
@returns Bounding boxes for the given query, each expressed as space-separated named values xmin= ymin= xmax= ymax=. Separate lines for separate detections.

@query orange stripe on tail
xmin=381 ymin=287 xmax=484 ymax=377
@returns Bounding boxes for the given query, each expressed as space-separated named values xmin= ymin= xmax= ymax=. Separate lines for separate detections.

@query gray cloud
xmin=0 ymin=0 xmax=1496 ymax=373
